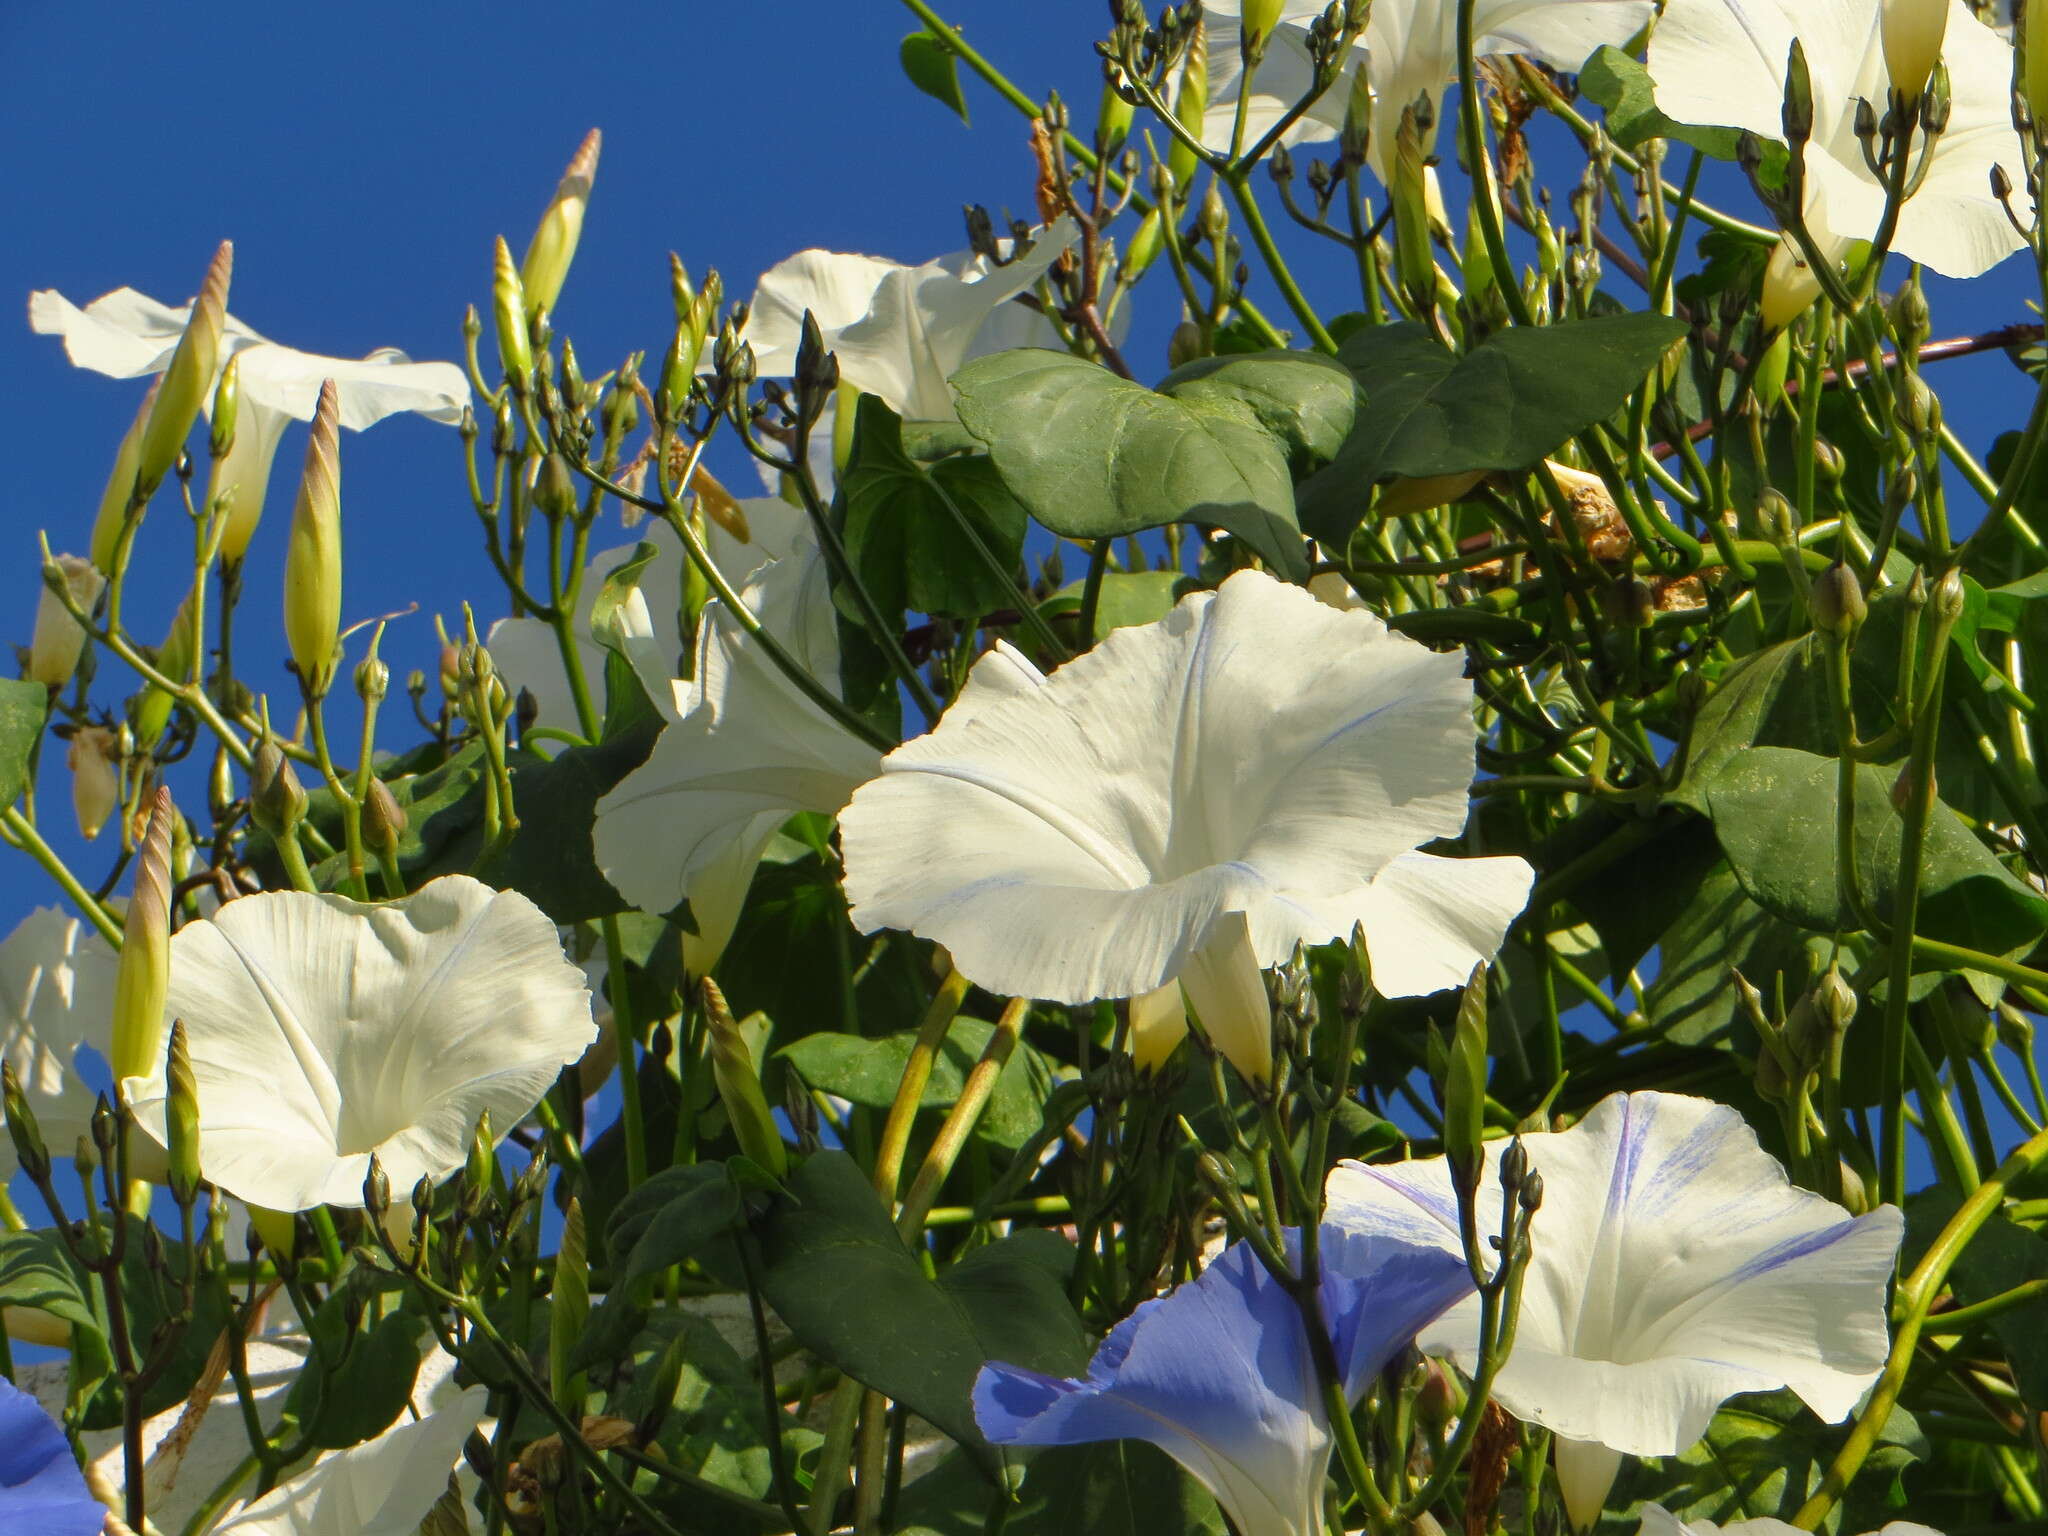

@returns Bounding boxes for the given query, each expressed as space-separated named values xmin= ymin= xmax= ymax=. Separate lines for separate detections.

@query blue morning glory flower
xmin=973 ymin=1227 xmax=1472 ymax=1536
xmin=0 ymin=1374 xmax=106 ymax=1536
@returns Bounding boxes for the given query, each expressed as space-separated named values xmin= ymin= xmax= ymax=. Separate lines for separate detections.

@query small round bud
xmin=355 ymin=656 xmax=389 ymax=704
xmin=362 ymin=778 xmax=406 ymax=856
xmin=1809 ymin=561 xmax=1868 ymax=637
xmin=534 ymin=453 xmax=579 ymax=521
xmin=249 ymin=741 xmax=309 ymax=838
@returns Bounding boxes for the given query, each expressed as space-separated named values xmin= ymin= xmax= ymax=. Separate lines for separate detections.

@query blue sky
xmin=3 ymin=0 xmax=2040 ymax=945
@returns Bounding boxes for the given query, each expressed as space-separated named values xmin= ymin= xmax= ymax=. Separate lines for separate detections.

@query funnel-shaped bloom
xmin=593 ymin=533 xmax=880 ymax=972
xmin=975 ymin=1230 xmax=1471 ymax=1536
xmin=29 ymin=282 xmax=468 ymax=561
xmin=1639 ymin=1507 xmax=1942 ymax=1536
xmin=486 ymin=494 xmax=808 ymax=741
xmin=0 ymin=907 xmax=115 ymax=1178
xmin=0 ymin=1377 xmax=104 ymax=1535
xmin=1326 ymin=1091 xmax=1903 ymax=1523
xmin=839 ymin=569 xmax=1532 ymax=1081
xmin=1649 ymin=0 xmax=2025 ymax=278
xmin=121 ymin=876 xmax=595 ymax=1211
xmin=213 ymin=1384 xmax=486 ymax=1536
xmin=1201 ymin=0 xmax=1651 ymax=178
xmin=743 ymin=218 xmax=1080 ymax=421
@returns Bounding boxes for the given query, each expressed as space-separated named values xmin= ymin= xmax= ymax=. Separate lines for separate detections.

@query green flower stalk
xmin=111 ymin=785 xmax=175 ymax=1090
xmin=701 ymin=977 xmax=788 ymax=1178
xmin=134 ymin=589 xmax=200 ymax=748
xmin=28 ymin=554 xmax=105 ymax=690
xmin=135 ymin=241 xmax=233 ymax=502
xmin=284 ymin=378 xmax=343 ymax=695
xmin=89 ymin=379 xmax=160 ymax=574
xmin=164 ymin=1020 xmax=201 ymax=1203
xmin=521 ymin=129 xmax=601 ymax=320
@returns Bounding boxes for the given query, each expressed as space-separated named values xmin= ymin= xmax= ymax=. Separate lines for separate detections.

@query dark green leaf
xmin=1907 ymin=1190 xmax=2048 ymax=1406
xmin=900 ymin=30 xmax=969 ymax=123
xmin=1300 ymin=313 xmax=1687 ymax=542
xmin=750 ymin=1150 xmax=1089 ymax=1471
xmin=0 ymin=679 xmax=46 ymax=810
xmin=779 ymin=1016 xmax=1058 ymax=1150
xmin=953 ymin=348 xmax=1310 ymax=581
xmin=290 ymin=1309 xmax=428 ymax=1449
xmin=1040 ymin=570 xmax=1187 ymax=641
xmin=0 ymin=1227 xmax=110 ymax=1405
xmin=1156 ymin=349 xmax=1358 ymax=466
xmin=840 ymin=394 xmax=1029 ymax=620
xmin=607 ymin=1162 xmax=745 ymax=1287
xmin=896 ymin=1442 xmax=1228 ymax=1535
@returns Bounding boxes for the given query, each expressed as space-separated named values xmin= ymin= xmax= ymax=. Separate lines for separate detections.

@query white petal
xmin=747 ymin=249 xmax=907 ymax=377
xmin=1180 ymin=909 xmax=1274 ymax=1082
xmin=28 ymin=286 xmax=212 ymax=378
xmin=0 ymin=908 xmax=115 ymax=1177
xmin=124 ymin=877 xmax=596 ymax=1211
xmin=840 ymin=569 xmax=1478 ymax=1005
xmin=1343 ymin=852 xmax=1534 ymax=999
xmin=1554 ymin=1436 xmax=1623 ymax=1532
xmin=1202 ymin=19 xmax=1358 ymax=154
xmin=214 ymin=1385 xmax=486 ymax=1536
xmin=1129 ymin=981 xmax=1190 ymax=1071
xmin=1325 ymin=1091 xmax=1902 ymax=1456
xmin=225 ymin=344 xmax=469 ymax=430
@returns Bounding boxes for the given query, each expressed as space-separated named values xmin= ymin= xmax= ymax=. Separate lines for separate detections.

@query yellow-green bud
xmin=2028 ymin=0 xmax=2048 ymax=130
xmin=90 ymin=379 xmax=161 ymax=575
xmin=284 ymin=379 xmax=343 ymax=695
xmin=1442 ymin=964 xmax=1489 ymax=1185
xmin=355 ymin=654 xmax=389 ymax=703
xmin=1097 ymin=67 xmax=1135 ymax=156
xmin=137 ymin=242 xmax=233 ymax=502
xmin=209 ymin=352 xmax=241 ymax=463
xmin=1197 ymin=183 xmax=1230 ymax=245
xmin=1760 ymin=234 xmax=1823 ymax=333
xmin=550 ymin=1196 xmax=590 ymax=1408
xmin=29 ymin=555 xmax=104 ymax=691
xmin=670 ymin=253 xmax=696 ymax=323
xmin=1167 ymin=22 xmax=1209 ymax=194
xmin=521 ymin=129 xmax=600 ymax=321
xmin=1881 ymin=0 xmax=1947 ymax=104
xmin=363 ymin=777 xmax=406 ymax=856
xmin=1239 ymin=0 xmax=1284 ymax=56
xmin=1898 ymin=372 xmax=1941 ymax=439
xmin=491 ymin=236 xmax=534 ymax=391
xmin=2 ymin=1062 xmax=51 ymax=1183
xmin=1934 ymin=567 xmax=1968 ymax=626
xmin=1391 ymin=105 xmax=1439 ymax=315
xmin=1809 ymin=560 xmax=1867 ymax=637
xmin=165 ymin=1020 xmax=202 ymax=1202
xmin=535 ymin=452 xmax=579 ymax=521
xmin=465 ymin=1108 xmax=495 ymax=1200
xmin=701 ymin=978 xmax=788 ymax=1177
xmin=67 ymin=727 xmax=119 ymax=842
xmin=249 ymin=739 xmax=308 ymax=838
xmin=1340 ymin=63 xmax=1373 ymax=167
xmin=135 ymin=590 xmax=200 ymax=748
xmin=1754 ymin=328 xmax=1793 ymax=415
xmin=112 ymin=786 xmax=174 ymax=1089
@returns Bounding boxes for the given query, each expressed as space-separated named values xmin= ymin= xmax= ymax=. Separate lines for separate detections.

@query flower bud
xmin=284 ymin=379 xmax=343 ymax=695
xmin=521 ymin=129 xmax=600 ymax=321
xmin=1881 ymin=0 xmax=1947 ymax=104
xmin=1889 ymin=281 xmax=1931 ymax=356
xmin=1809 ymin=561 xmax=1867 ymax=637
xmin=1780 ymin=39 xmax=1814 ymax=144
xmin=1239 ymin=0 xmax=1284 ymax=54
xmin=1934 ymin=567 xmax=1968 ymax=626
xmin=1603 ymin=577 xmax=1655 ymax=630
xmin=2028 ymin=0 xmax=2048 ymax=131
xmin=2 ymin=1062 xmax=51 ymax=1184
xmin=1340 ymin=65 xmax=1373 ymax=166
xmin=1760 ymin=234 xmax=1824 ymax=333
xmin=464 ymin=1108 xmax=495 ymax=1204
xmin=165 ymin=1021 xmax=202 ymax=1202
xmin=249 ymin=739 xmax=309 ymax=838
xmin=701 ymin=978 xmax=789 ymax=1177
xmin=1898 ymin=373 xmax=1941 ymax=439
xmin=355 ymin=655 xmax=389 ymax=704
xmin=90 ymin=379 xmax=162 ymax=574
xmin=1122 ymin=207 xmax=1165 ymax=284
xmin=363 ymin=777 xmax=406 ymax=856
xmin=208 ymin=352 xmax=240 ymax=463
xmin=112 ymin=786 xmax=174 ymax=1089
xmin=534 ymin=452 xmax=579 ymax=522
xmin=1097 ymin=65 xmax=1135 ymax=157
xmin=1167 ymin=319 xmax=1206 ymax=370
xmin=211 ymin=407 xmax=288 ymax=568
xmin=28 ymin=555 xmax=105 ymax=691
xmin=1442 ymin=966 xmax=1489 ymax=1186
xmin=1391 ymin=104 xmax=1439 ymax=312
xmin=67 ymin=727 xmax=119 ymax=841
xmin=550 ymin=1197 xmax=591 ymax=1407
xmin=136 ymin=242 xmax=232 ymax=502
xmin=1167 ymin=21 xmax=1209 ymax=193
xmin=491 ymin=236 xmax=534 ymax=391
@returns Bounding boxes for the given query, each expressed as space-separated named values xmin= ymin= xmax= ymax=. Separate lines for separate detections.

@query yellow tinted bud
xmin=136 ymin=242 xmax=232 ymax=499
xmin=283 ymin=381 xmax=343 ymax=694
xmin=521 ymin=129 xmax=600 ymax=319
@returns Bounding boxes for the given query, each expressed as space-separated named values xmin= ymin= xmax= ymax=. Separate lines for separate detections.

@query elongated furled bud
xmin=1442 ymin=964 xmax=1489 ymax=1188
xmin=1097 ymin=64 xmax=1135 ymax=157
xmin=362 ymin=777 xmax=406 ymax=856
xmin=112 ymin=786 xmax=175 ymax=1089
xmin=91 ymin=379 xmax=161 ymax=574
xmin=209 ymin=351 xmax=241 ymax=463
xmin=550 ymin=1197 xmax=590 ymax=1409
xmin=464 ymin=1109 xmax=494 ymax=1203
xmin=29 ymin=555 xmax=104 ymax=690
xmin=1391 ymin=104 xmax=1439 ymax=315
xmin=165 ymin=1021 xmax=202 ymax=1202
xmin=701 ymin=978 xmax=788 ymax=1177
xmin=1239 ymin=0 xmax=1284 ymax=54
xmin=2 ymin=1062 xmax=50 ymax=1183
xmin=522 ymin=129 xmax=600 ymax=320
xmin=68 ymin=727 xmax=119 ymax=841
xmin=1760 ymin=234 xmax=1824 ymax=333
xmin=284 ymin=379 xmax=343 ymax=694
xmin=1780 ymin=39 xmax=1814 ymax=145
xmin=491 ymin=237 xmax=533 ymax=390
xmin=1809 ymin=560 xmax=1867 ymax=636
xmin=1167 ymin=19 xmax=1208 ymax=193
xmin=135 ymin=590 xmax=201 ymax=748
xmin=1881 ymin=0 xmax=1947 ymax=104
xmin=249 ymin=739 xmax=308 ymax=838
xmin=1340 ymin=62 xmax=1373 ymax=167
xmin=137 ymin=242 xmax=232 ymax=501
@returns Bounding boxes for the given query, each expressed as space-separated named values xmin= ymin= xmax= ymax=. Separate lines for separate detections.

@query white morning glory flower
xmin=838 ymin=569 xmax=1533 ymax=1082
xmin=742 ymin=216 xmax=1081 ymax=422
xmin=121 ymin=876 xmax=596 ymax=1212
xmin=592 ymin=532 xmax=881 ymax=974
xmin=486 ymin=493 xmax=809 ymax=742
xmin=976 ymin=1229 xmax=1472 ymax=1536
xmin=1201 ymin=0 xmax=1652 ymax=177
xmin=1639 ymin=1505 xmax=1942 ymax=1536
xmin=29 ymin=281 xmax=468 ymax=560
xmin=1649 ymin=0 xmax=2026 ymax=278
xmin=0 ymin=906 xmax=116 ymax=1178
xmin=1325 ymin=1090 xmax=1905 ymax=1528
xmin=213 ymin=1384 xmax=486 ymax=1536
